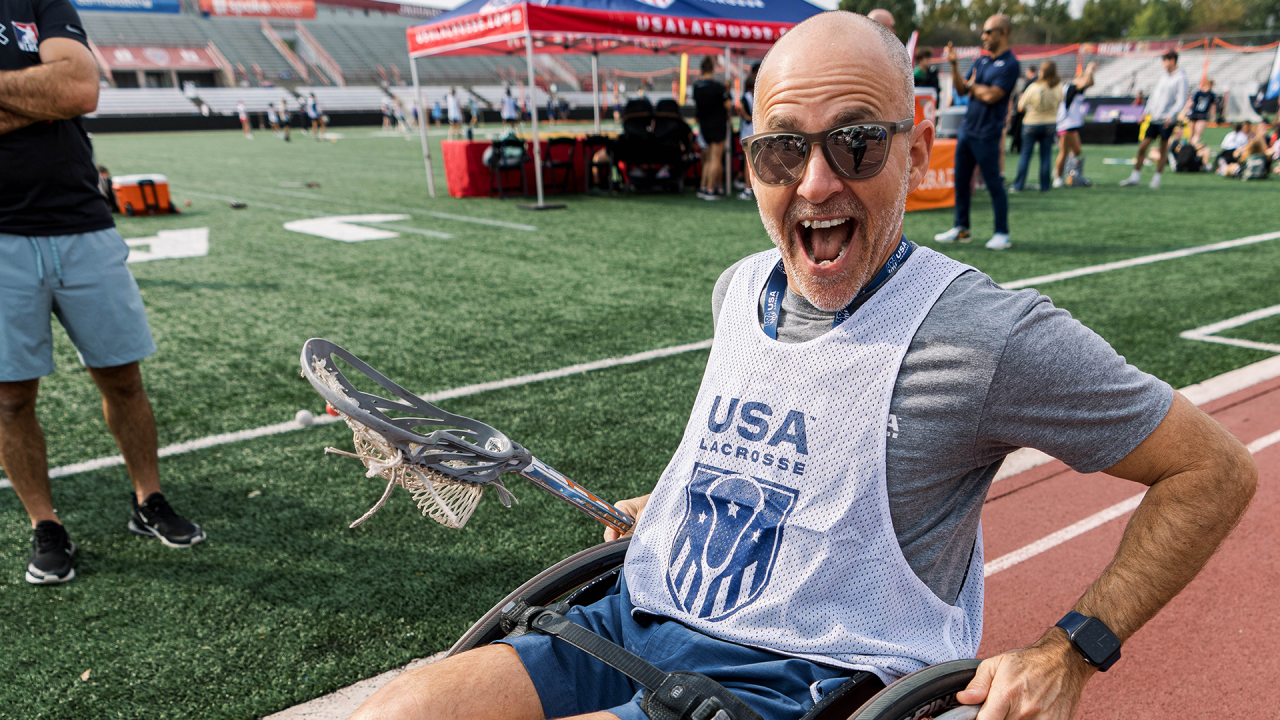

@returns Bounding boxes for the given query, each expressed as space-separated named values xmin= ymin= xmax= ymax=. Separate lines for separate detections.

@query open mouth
xmin=796 ymin=216 xmax=857 ymax=271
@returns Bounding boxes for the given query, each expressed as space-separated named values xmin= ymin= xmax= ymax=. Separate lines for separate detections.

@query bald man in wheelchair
xmin=354 ymin=13 xmax=1255 ymax=720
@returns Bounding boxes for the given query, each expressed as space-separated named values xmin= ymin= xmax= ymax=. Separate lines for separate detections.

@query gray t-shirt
xmin=712 ymin=257 xmax=1173 ymax=604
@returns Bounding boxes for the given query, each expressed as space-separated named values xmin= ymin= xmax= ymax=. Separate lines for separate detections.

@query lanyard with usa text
xmin=761 ymin=236 xmax=915 ymax=340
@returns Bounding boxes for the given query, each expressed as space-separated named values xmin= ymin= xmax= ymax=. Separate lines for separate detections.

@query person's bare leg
xmin=1054 ymin=135 xmax=1068 ymax=178
xmin=0 ymin=379 xmax=58 ymax=527
xmin=1156 ymin=136 xmax=1171 ymax=173
xmin=86 ymin=363 xmax=160 ymax=504
xmin=352 ymin=645 xmax=545 ymax=720
xmin=1133 ymin=136 xmax=1154 ymax=173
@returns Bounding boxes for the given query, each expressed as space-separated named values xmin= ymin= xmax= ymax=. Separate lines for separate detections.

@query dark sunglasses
xmin=981 ymin=27 xmax=1004 ymax=35
xmin=742 ymin=119 xmax=914 ymax=187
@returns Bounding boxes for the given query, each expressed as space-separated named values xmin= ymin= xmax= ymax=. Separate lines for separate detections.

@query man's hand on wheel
xmin=956 ymin=632 xmax=1094 ymax=719
xmin=603 ymin=494 xmax=650 ymax=542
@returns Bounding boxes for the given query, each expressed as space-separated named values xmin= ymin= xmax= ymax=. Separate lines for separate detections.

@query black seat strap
xmin=529 ymin=607 xmax=668 ymax=690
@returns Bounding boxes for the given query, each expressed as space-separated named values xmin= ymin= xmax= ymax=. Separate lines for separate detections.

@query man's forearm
xmin=950 ymin=64 xmax=967 ymax=95
xmin=0 ymin=106 xmax=36 ymax=134
xmin=0 ymin=58 xmax=97 ymax=120
xmin=1060 ymin=419 xmax=1255 ymax=642
xmin=970 ymin=84 xmax=1005 ymax=105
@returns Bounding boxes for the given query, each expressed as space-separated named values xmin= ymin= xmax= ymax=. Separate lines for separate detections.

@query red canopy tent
xmin=403 ymin=0 xmax=824 ymax=205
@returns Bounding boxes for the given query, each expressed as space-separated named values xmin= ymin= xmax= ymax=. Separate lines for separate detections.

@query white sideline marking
xmin=1001 ymin=231 xmax=1280 ymax=290
xmin=125 ymin=228 xmax=210 ymax=263
xmin=283 ymin=214 xmax=415 ymax=242
xmin=985 ymin=426 xmax=1280 ymax=577
xmin=1179 ymin=304 xmax=1280 ymax=355
xmin=6 ymin=230 xmax=1279 ymax=488
xmin=0 ymin=340 xmax=714 ymax=488
xmin=187 ymin=190 xmax=324 ymax=216
xmin=258 ymin=187 xmax=538 ymax=232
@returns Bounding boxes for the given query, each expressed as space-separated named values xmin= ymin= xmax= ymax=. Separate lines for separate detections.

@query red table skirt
xmin=442 ymin=138 xmax=593 ymax=198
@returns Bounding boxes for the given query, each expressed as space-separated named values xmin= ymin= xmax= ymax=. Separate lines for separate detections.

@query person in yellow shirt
xmin=1011 ymin=61 xmax=1063 ymax=192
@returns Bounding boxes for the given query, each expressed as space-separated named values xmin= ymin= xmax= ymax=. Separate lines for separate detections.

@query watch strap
xmin=1055 ymin=610 xmax=1089 ymax=636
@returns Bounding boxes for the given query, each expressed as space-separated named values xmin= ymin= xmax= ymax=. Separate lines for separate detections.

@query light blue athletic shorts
xmin=0 ymin=228 xmax=156 ymax=382
xmin=498 ymin=573 xmax=853 ymax=720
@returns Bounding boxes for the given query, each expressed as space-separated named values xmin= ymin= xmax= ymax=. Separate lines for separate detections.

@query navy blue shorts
xmin=498 ymin=574 xmax=852 ymax=720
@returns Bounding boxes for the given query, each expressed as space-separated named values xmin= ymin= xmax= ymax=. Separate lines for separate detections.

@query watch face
xmin=1075 ymin=619 xmax=1121 ymax=664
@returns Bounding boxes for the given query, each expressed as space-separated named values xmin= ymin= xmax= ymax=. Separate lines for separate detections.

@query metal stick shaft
xmin=517 ymin=458 xmax=634 ymax=536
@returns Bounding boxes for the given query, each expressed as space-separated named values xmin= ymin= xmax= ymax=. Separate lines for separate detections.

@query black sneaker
xmin=129 ymin=493 xmax=206 ymax=548
xmin=26 ymin=520 xmax=76 ymax=585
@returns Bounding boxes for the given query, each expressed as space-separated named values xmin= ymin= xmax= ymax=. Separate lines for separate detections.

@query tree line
xmin=839 ymin=0 xmax=1280 ymax=48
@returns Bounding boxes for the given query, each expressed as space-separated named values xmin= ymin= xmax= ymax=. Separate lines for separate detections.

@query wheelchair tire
xmin=847 ymin=659 xmax=981 ymax=720
xmin=448 ymin=538 xmax=631 ymax=657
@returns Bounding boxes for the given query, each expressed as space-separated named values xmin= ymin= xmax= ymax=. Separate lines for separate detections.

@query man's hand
xmin=946 ymin=42 xmax=959 ymax=65
xmin=603 ymin=494 xmax=650 ymax=542
xmin=957 ymin=632 xmax=1094 ymax=720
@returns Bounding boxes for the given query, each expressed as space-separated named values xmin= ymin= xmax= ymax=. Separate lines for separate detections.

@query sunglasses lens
xmin=825 ymin=125 xmax=889 ymax=179
xmin=749 ymin=135 xmax=809 ymax=185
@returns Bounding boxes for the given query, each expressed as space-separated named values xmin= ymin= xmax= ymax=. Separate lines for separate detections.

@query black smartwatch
xmin=1055 ymin=611 xmax=1121 ymax=671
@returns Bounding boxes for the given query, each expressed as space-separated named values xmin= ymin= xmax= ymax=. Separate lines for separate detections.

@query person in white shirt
xmin=1121 ymin=50 xmax=1187 ymax=189
xmin=500 ymin=87 xmax=519 ymax=130
xmin=237 ymin=101 xmax=251 ymax=139
xmin=1220 ymin=123 xmax=1249 ymax=152
xmin=446 ymin=87 xmax=462 ymax=140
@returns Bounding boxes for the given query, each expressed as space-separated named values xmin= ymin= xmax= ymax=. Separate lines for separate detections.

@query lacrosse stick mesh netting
xmin=312 ymin=356 xmax=485 ymax=530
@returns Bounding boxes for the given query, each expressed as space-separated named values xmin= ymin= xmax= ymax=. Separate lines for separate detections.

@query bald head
xmin=759 ymin=11 xmax=913 ymax=120
xmin=868 ymin=8 xmax=894 ymax=32
xmin=988 ymin=13 xmax=1012 ymax=33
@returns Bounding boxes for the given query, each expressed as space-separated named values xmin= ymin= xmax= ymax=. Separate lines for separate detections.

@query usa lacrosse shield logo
xmin=666 ymin=463 xmax=799 ymax=621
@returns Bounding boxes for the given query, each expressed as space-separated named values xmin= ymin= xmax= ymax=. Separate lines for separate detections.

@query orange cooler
xmin=112 ymin=174 xmax=176 ymax=216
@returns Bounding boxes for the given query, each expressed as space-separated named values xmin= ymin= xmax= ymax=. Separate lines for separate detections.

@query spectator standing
xmin=1012 ymin=60 xmax=1063 ymax=193
xmin=1 ymin=0 xmax=206 ymax=585
xmin=237 ymin=101 xmax=251 ymax=139
xmin=468 ymin=97 xmax=479 ymax=130
xmin=1054 ymin=61 xmax=1096 ymax=187
xmin=305 ymin=92 xmax=320 ymax=138
xmin=431 ymin=100 xmax=442 ymax=127
xmin=278 ymin=97 xmax=292 ymax=140
xmin=913 ymin=49 xmax=939 ymax=91
xmin=1185 ymin=79 xmax=1216 ymax=146
xmin=935 ymin=14 xmax=1020 ymax=250
xmin=692 ymin=55 xmax=731 ymax=200
xmin=1121 ymin=50 xmax=1187 ymax=189
xmin=266 ymin=101 xmax=287 ymax=141
xmin=446 ymin=86 xmax=462 ymax=140
xmin=381 ymin=96 xmax=393 ymax=131
xmin=500 ymin=87 xmax=519 ymax=130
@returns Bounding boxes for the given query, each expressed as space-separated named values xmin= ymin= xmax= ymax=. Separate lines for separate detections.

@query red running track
xmin=977 ymin=375 xmax=1280 ymax=718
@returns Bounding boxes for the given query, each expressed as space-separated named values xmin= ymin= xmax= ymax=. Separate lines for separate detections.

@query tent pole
xmin=410 ymin=55 xmax=435 ymax=197
xmin=724 ymin=45 xmax=732 ymax=199
xmin=519 ymin=27 xmax=563 ymax=210
xmin=592 ymin=46 xmax=601 ymax=135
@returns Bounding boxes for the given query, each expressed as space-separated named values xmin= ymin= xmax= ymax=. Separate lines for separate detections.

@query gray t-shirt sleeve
xmin=974 ymin=289 xmax=1174 ymax=473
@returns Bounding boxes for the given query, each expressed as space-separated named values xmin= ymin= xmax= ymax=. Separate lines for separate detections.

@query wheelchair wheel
xmin=848 ymin=659 xmax=981 ymax=720
xmin=448 ymin=538 xmax=630 ymax=657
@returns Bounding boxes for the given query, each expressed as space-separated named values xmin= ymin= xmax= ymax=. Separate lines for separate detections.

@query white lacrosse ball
xmin=295 ymin=409 xmax=315 ymax=427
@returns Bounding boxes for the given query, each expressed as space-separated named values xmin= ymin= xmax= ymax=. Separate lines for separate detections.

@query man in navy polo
xmin=934 ymin=15 xmax=1020 ymax=250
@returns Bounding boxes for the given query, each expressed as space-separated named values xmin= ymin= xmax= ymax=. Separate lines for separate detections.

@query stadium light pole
xmin=409 ymin=56 xmax=435 ymax=197
xmin=520 ymin=27 xmax=565 ymax=210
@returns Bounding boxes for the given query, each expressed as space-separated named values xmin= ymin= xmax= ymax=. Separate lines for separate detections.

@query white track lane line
xmin=5 ymin=229 xmax=1278 ymax=488
xmin=984 ymin=427 xmax=1280 ymax=577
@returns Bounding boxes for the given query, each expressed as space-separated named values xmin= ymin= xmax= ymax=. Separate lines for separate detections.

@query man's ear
xmin=905 ymin=120 xmax=935 ymax=195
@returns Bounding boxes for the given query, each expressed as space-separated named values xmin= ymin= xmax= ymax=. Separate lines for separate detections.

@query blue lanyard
xmin=761 ymin=236 xmax=914 ymax=340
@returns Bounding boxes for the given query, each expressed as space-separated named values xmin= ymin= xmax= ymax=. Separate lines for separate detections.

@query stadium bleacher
xmin=294 ymin=85 xmax=390 ymax=111
xmin=195 ymin=87 xmax=302 ymax=114
xmin=90 ymin=87 xmax=201 ymax=116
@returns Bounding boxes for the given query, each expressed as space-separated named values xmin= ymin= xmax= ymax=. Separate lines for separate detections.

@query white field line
xmin=187 ymin=192 xmax=454 ymax=240
xmin=6 ymin=229 xmax=1278 ymax=488
xmin=1179 ymin=303 xmax=1280 ymax=355
xmin=255 ymin=187 xmax=538 ymax=232
xmin=985 ymin=426 xmax=1280 ymax=577
xmin=0 ymin=340 xmax=714 ymax=488
xmin=1001 ymin=231 xmax=1280 ymax=290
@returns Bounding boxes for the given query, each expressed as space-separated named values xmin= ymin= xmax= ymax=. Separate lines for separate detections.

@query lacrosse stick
xmin=300 ymin=338 xmax=634 ymax=536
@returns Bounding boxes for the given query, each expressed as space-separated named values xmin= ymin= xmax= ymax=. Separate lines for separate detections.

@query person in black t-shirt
xmin=692 ymin=56 xmax=731 ymax=200
xmin=1184 ymin=79 xmax=1216 ymax=147
xmin=1 ymin=0 xmax=205 ymax=586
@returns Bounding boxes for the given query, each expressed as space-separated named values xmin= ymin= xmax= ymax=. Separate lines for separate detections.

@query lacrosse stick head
xmin=301 ymin=338 xmax=532 ymax=529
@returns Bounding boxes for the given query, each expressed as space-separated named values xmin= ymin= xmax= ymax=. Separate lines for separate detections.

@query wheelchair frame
xmin=448 ymin=538 xmax=982 ymax=720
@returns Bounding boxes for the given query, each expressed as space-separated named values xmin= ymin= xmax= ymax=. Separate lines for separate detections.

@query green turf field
xmin=2 ymin=125 xmax=1277 ymax=719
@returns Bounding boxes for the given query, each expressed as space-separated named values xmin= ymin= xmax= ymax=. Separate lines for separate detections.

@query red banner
xmin=98 ymin=45 xmax=219 ymax=69
xmin=200 ymin=0 xmax=316 ymax=18
xmin=407 ymin=2 xmax=794 ymax=57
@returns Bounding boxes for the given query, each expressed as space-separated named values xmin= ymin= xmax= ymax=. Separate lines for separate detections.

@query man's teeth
xmin=801 ymin=217 xmax=850 ymax=229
